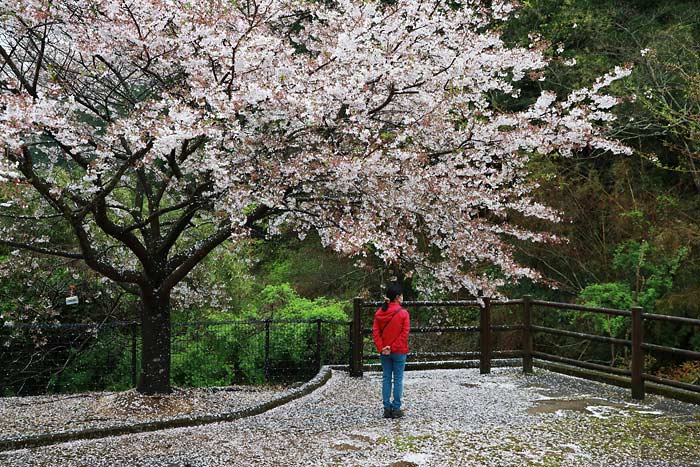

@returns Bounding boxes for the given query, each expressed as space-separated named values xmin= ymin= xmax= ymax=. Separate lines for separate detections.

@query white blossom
xmin=0 ymin=0 xmax=632 ymax=296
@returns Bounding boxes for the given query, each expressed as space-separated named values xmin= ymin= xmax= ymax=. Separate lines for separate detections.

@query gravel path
xmin=0 ymin=385 xmax=284 ymax=441
xmin=1 ymin=368 xmax=699 ymax=467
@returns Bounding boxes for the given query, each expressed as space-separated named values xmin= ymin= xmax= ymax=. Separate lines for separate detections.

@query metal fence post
xmin=348 ymin=321 xmax=353 ymax=370
xmin=350 ymin=298 xmax=363 ymax=377
xmin=130 ymin=322 xmax=138 ymax=387
xmin=480 ymin=297 xmax=492 ymax=374
xmin=315 ymin=318 xmax=322 ymax=372
xmin=264 ymin=319 xmax=271 ymax=382
xmin=522 ymin=295 xmax=533 ymax=373
xmin=631 ymin=306 xmax=645 ymax=400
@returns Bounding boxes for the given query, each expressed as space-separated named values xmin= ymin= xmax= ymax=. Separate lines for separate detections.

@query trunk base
xmin=138 ymin=291 xmax=172 ymax=394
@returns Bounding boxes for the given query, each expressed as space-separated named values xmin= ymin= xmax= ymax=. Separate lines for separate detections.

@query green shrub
xmin=168 ymin=284 xmax=349 ymax=387
xmin=170 ymin=322 xmax=266 ymax=386
xmin=47 ymin=330 xmax=134 ymax=393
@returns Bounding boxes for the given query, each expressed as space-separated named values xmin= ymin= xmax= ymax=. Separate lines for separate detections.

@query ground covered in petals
xmin=1 ymin=368 xmax=699 ymax=467
xmin=0 ymin=385 xmax=284 ymax=441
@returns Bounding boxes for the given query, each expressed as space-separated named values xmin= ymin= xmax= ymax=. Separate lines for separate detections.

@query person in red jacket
xmin=372 ymin=284 xmax=410 ymax=419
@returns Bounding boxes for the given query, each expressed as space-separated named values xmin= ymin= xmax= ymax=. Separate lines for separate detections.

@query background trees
xmin=497 ymin=0 xmax=700 ymax=377
xmin=500 ymin=0 xmax=700 ymax=301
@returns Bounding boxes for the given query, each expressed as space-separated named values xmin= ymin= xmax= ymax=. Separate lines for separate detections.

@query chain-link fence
xmin=1 ymin=319 xmax=350 ymax=396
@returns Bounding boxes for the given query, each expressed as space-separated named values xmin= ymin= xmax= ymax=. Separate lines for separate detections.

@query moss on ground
xmin=373 ymin=407 xmax=699 ymax=466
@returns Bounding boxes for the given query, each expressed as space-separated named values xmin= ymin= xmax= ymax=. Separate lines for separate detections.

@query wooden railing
xmin=350 ymin=296 xmax=700 ymax=401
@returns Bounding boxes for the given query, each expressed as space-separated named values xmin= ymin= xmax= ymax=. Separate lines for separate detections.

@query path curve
xmin=1 ymin=368 xmax=699 ymax=467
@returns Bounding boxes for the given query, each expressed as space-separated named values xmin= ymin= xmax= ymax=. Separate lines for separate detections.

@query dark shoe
xmin=391 ymin=409 xmax=405 ymax=419
xmin=383 ymin=408 xmax=393 ymax=418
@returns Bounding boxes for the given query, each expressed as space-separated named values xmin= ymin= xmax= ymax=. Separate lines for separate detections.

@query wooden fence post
xmin=631 ymin=306 xmax=645 ymax=400
xmin=350 ymin=298 xmax=364 ymax=377
xmin=522 ymin=295 xmax=533 ymax=374
xmin=480 ymin=297 xmax=492 ymax=374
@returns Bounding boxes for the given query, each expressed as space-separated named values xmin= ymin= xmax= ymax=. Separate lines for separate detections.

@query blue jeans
xmin=380 ymin=353 xmax=407 ymax=411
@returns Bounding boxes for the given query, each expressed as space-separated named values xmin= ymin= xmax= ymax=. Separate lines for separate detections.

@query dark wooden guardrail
xmin=351 ymin=298 xmax=523 ymax=377
xmin=350 ymin=296 xmax=700 ymax=401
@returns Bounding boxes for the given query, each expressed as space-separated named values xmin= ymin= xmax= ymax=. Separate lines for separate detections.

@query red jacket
xmin=372 ymin=302 xmax=410 ymax=354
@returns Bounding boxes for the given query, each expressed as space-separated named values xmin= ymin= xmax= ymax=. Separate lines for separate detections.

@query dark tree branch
xmin=122 ymin=199 xmax=194 ymax=235
xmin=78 ymin=143 xmax=155 ymax=272
xmin=0 ymin=45 xmax=38 ymax=97
xmin=12 ymin=147 xmax=70 ymax=216
xmin=156 ymin=181 xmax=215 ymax=258
xmin=13 ymin=147 xmax=144 ymax=285
xmin=368 ymin=83 xmax=397 ymax=116
xmin=159 ymin=205 xmax=271 ymax=293
xmin=151 ymin=136 xmax=207 ymax=208
xmin=77 ymin=140 xmax=153 ymax=219
xmin=94 ymin=54 xmax=138 ymax=105
xmin=159 ymin=224 xmax=232 ymax=294
xmin=0 ymin=240 xmax=85 ymax=259
xmin=165 ymin=148 xmax=183 ymax=179
xmin=91 ymin=196 xmax=153 ymax=274
xmin=44 ymin=130 xmax=90 ymax=169
xmin=115 ymin=281 xmax=140 ymax=296
xmin=30 ymin=23 xmax=47 ymax=93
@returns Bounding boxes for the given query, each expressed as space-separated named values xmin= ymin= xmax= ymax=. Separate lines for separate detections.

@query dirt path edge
xmin=0 ymin=366 xmax=334 ymax=453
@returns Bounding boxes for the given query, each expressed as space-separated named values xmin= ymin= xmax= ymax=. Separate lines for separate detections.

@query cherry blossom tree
xmin=0 ymin=0 xmax=631 ymax=393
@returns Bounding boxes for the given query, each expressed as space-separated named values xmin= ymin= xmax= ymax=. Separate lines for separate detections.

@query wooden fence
xmin=349 ymin=296 xmax=700 ymax=401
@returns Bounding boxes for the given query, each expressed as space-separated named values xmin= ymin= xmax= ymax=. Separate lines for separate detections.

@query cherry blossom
xmin=0 ymin=0 xmax=631 ymax=392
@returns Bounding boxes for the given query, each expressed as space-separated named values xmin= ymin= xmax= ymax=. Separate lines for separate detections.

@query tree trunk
xmin=137 ymin=289 xmax=172 ymax=394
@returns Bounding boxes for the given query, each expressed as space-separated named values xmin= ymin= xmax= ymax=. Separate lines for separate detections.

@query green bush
xmin=577 ymin=282 xmax=633 ymax=338
xmin=576 ymin=241 xmax=688 ymax=339
xmin=47 ymin=330 xmax=134 ymax=393
xmin=171 ymin=328 xmax=236 ymax=387
xmin=170 ymin=321 xmax=267 ymax=386
xmin=253 ymin=284 xmax=349 ymax=380
xmin=168 ymin=284 xmax=349 ymax=387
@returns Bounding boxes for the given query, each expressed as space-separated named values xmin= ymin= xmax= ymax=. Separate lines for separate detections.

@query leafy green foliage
xmin=611 ymin=240 xmax=688 ymax=310
xmin=578 ymin=282 xmax=633 ymax=311
xmin=577 ymin=282 xmax=632 ymax=338
xmin=246 ymin=283 xmax=348 ymax=321
xmin=171 ymin=327 xmax=237 ymax=387
xmin=168 ymin=283 xmax=349 ymax=387
xmin=573 ymin=240 xmax=687 ymax=361
xmin=248 ymin=283 xmax=349 ymax=382
xmin=250 ymin=233 xmax=372 ymax=301
xmin=578 ymin=240 xmax=687 ymax=312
